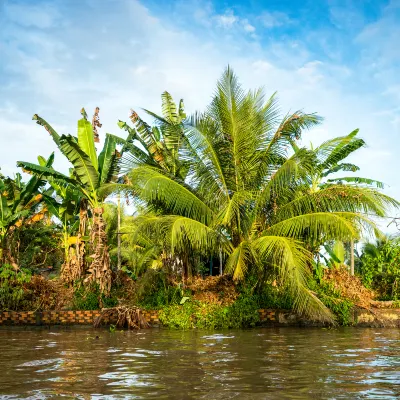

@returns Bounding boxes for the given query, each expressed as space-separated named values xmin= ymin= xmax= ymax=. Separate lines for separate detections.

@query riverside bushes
xmin=0 ymin=264 xmax=31 ymax=311
xmin=159 ymin=294 xmax=260 ymax=329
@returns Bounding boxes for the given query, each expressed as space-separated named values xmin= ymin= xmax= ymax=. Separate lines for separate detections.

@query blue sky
xmin=1 ymin=0 xmax=400 ymax=229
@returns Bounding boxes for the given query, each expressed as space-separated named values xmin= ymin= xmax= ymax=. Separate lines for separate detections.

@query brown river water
xmin=0 ymin=327 xmax=399 ymax=399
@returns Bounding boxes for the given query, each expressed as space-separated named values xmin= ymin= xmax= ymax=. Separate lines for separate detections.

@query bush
xmin=72 ymin=284 xmax=118 ymax=310
xmin=0 ymin=264 xmax=32 ymax=311
xmin=135 ymin=269 xmax=183 ymax=308
xmin=309 ymin=279 xmax=355 ymax=325
xmin=159 ymin=293 xmax=260 ymax=329
xmin=358 ymin=239 xmax=400 ymax=300
xmin=254 ymin=284 xmax=294 ymax=310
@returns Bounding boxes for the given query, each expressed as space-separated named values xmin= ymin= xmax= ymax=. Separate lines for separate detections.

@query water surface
xmin=0 ymin=327 xmax=399 ymax=399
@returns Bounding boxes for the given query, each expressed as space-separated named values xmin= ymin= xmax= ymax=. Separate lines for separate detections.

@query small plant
xmin=309 ymin=280 xmax=355 ymax=326
xmin=159 ymin=293 xmax=260 ymax=330
xmin=0 ymin=264 xmax=32 ymax=311
xmin=72 ymin=283 xmax=118 ymax=310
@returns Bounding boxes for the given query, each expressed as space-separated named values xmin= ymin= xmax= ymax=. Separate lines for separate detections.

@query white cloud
xmin=215 ymin=10 xmax=238 ymax=28
xmin=242 ymin=19 xmax=256 ymax=33
xmin=259 ymin=11 xmax=292 ymax=28
xmin=1 ymin=0 xmax=400 ymax=232
xmin=3 ymin=1 xmax=61 ymax=29
xmin=213 ymin=10 xmax=256 ymax=34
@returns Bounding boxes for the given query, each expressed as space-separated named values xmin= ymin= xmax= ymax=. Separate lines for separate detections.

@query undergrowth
xmin=159 ymin=294 xmax=260 ymax=329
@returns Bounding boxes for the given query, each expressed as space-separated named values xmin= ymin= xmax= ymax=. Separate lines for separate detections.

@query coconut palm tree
xmin=295 ymin=130 xmax=388 ymax=274
xmin=299 ymin=129 xmax=384 ymax=193
xmin=121 ymin=68 xmax=398 ymax=321
xmin=117 ymin=91 xmax=188 ymax=178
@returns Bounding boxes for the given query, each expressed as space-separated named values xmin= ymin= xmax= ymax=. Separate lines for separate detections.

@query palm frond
xmin=252 ymin=235 xmax=333 ymax=322
xmin=130 ymin=166 xmax=214 ymax=225
xmin=327 ymin=176 xmax=385 ymax=189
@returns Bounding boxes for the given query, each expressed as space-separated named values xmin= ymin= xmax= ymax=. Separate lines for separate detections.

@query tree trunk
xmin=61 ymin=199 xmax=87 ymax=283
xmin=219 ymin=248 xmax=223 ymax=276
xmin=85 ymin=207 xmax=112 ymax=295
xmin=117 ymin=195 xmax=121 ymax=270
xmin=350 ymin=239 xmax=355 ymax=276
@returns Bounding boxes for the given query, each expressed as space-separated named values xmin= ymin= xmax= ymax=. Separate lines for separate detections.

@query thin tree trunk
xmin=219 ymin=248 xmax=223 ymax=276
xmin=117 ymin=194 xmax=121 ymax=270
xmin=350 ymin=239 xmax=355 ymax=276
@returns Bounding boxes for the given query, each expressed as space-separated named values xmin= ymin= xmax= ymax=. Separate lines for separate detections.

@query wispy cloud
xmin=215 ymin=10 xmax=238 ymax=28
xmin=0 ymin=0 xmax=399 ymax=232
xmin=258 ymin=11 xmax=293 ymax=28
xmin=242 ymin=19 xmax=256 ymax=33
xmin=3 ymin=1 xmax=61 ymax=29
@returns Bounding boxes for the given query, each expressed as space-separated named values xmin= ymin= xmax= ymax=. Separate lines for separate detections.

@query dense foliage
xmin=0 ymin=67 xmax=399 ymax=327
xmin=357 ymin=238 xmax=400 ymax=300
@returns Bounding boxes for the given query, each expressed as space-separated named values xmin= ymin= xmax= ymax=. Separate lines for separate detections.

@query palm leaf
xmin=327 ymin=176 xmax=385 ymax=189
xmin=225 ymin=241 xmax=253 ymax=280
xmin=252 ymin=235 xmax=333 ymax=322
xmin=131 ymin=166 xmax=214 ymax=225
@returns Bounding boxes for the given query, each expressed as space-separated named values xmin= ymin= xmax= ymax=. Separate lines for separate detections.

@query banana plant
xmin=41 ymin=177 xmax=81 ymax=275
xmin=0 ymin=154 xmax=54 ymax=267
xmin=17 ymin=109 xmax=125 ymax=293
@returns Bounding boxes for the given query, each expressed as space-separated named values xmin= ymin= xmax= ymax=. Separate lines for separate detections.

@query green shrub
xmin=72 ymin=284 xmax=118 ymax=310
xmin=136 ymin=269 xmax=184 ymax=308
xmin=0 ymin=264 xmax=32 ymax=311
xmin=159 ymin=294 xmax=260 ymax=330
xmin=358 ymin=239 xmax=400 ymax=300
xmin=254 ymin=285 xmax=294 ymax=310
xmin=309 ymin=280 xmax=355 ymax=325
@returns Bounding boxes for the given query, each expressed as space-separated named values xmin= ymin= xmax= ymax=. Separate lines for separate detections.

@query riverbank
xmin=1 ymin=307 xmax=400 ymax=328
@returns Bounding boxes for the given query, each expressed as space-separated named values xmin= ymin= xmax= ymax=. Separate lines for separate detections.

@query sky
xmin=0 ymin=0 xmax=400 ymax=231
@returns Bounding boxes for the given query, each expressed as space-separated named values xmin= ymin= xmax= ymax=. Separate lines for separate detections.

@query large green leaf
xmin=16 ymin=161 xmax=77 ymax=186
xmin=59 ymin=135 xmax=99 ymax=195
xmin=77 ymin=118 xmax=98 ymax=170
xmin=41 ymin=194 xmax=61 ymax=220
xmin=32 ymin=114 xmax=61 ymax=146
xmin=161 ymin=91 xmax=179 ymax=124
xmin=252 ymin=235 xmax=333 ymax=322
xmin=0 ymin=195 xmax=11 ymax=223
xmin=327 ymin=176 xmax=385 ymax=189
xmin=131 ymin=166 xmax=214 ymax=225
xmin=98 ymin=133 xmax=117 ymax=184
xmin=17 ymin=153 xmax=55 ymax=209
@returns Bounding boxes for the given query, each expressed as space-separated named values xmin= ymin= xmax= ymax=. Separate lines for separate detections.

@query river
xmin=0 ymin=327 xmax=399 ymax=399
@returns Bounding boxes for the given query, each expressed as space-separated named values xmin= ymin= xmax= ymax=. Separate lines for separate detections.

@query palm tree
xmin=17 ymin=109 xmax=124 ymax=294
xmin=296 ymin=131 xmax=388 ymax=274
xmin=121 ymin=68 xmax=398 ymax=321
xmin=117 ymin=91 xmax=188 ymax=178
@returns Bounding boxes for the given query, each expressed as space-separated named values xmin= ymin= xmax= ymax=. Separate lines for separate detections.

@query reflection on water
xmin=0 ymin=327 xmax=399 ymax=399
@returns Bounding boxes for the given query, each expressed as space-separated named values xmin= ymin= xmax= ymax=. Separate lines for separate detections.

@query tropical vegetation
xmin=1 ymin=67 xmax=399 ymax=327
